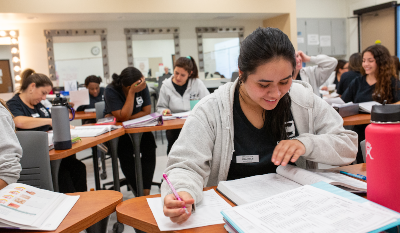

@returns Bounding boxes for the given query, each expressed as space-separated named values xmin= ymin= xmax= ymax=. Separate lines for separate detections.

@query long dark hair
xmin=238 ymin=27 xmax=296 ymax=141
xmin=111 ymin=67 xmax=143 ymax=89
xmin=348 ymin=53 xmax=362 ymax=72
xmin=174 ymin=56 xmax=198 ymax=79
xmin=19 ymin=68 xmax=53 ymax=93
xmin=335 ymin=59 xmax=348 ymax=77
xmin=361 ymin=44 xmax=396 ymax=104
xmin=85 ymin=75 xmax=102 ymax=86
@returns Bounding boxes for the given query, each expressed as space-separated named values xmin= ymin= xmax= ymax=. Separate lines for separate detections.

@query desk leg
xmin=109 ymin=138 xmax=120 ymax=192
xmin=92 ymin=146 xmax=101 ymax=190
xmin=50 ymin=160 xmax=61 ymax=192
xmin=85 ymin=215 xmax=110 ymax=233
xmin=128 ymin=133 xmax=143 ymax=197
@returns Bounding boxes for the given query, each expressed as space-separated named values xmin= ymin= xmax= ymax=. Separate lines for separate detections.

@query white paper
xmin=316 ymin=172 xmax=367 ymax=191
xmin=69 ymin=89 xmax=90 ymax=109
xmin=320 ymin=35 xmax=331 ymax=47
xmin=69 ymin=125 xmax=121 ymax=138
xmin=359 ymin=101 xmax=381 ymax=113
xmin=64 ymin=80 xmax=77 ymax=92
xmin=0 ymin=69 xmax=3 ymax=76
xmin=147 ymin=189 xmax=232 ymax=231
xmin=307 ymin=34 xmax=319 ymax=45
xmin=232 ymin=185 xmax=398 ymax=233
xmin=163 ymin=111 xmax=191 ymax=121
xmin=297 ymin=37 xmax=305 ymax=44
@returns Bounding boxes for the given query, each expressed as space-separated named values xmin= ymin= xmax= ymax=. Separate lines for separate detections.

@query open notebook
xmin=162 ymin=111 xmax=191 ymax=121
xmin=217 ymin=164 xmax=366 ymax=206
xmin=122 ymin=113 xmax=163 ymax=128
xmin=359 ymin=101 xmax=381 ymax=113
xmin=0 ymin=183 xmax=79 ymax=231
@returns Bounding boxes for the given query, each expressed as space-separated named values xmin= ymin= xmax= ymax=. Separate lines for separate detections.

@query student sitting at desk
xmin=104 ymin=67 xmax=156 ymax=196
xmin=341 ymin=44 xmax=400 ymax=163
xmin=0 ymin=99 xmax=22 ymax=190
xmin=337 ymin=53 xmax=362 ymax=96
xmin=161 ymin=27 xmax=358 ymax=224
xmin=77 ymin=75 xmax=105 ymax=124
xmin=7 ymin=68 xmax=87 ymax=193
xmin=320 ymin=59 xmax=348 ymax=91
xmin=293 ymin=50 xmax=337 ymax=96
xmin=156 ymin=56 xmax=210 ymax=154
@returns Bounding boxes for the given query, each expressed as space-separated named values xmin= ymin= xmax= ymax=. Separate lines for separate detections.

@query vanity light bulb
xmin=15 ymin=75 xmax=21 ymax=81
xmin=12 ymin=57 xmax=19 ymax=63
xmin=11 ymin=48 xmax=18 ymax=54
xmin=0 ymin=31 xmax=6 ymax=37
xmin=11 ymin=38 xmax=18 ymax=44
xmin=14 ymin=66 xmax=20 ymax=72
xmin=9 ymin=31 xmax=16 ymax=37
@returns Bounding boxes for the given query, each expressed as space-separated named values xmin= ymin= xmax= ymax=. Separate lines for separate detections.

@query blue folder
xmin=221 ymin=181 xmax=400 ymax=233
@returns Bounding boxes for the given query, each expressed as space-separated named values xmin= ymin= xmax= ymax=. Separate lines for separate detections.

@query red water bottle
xmin=366 ymin=102 xmax=400 ymax=212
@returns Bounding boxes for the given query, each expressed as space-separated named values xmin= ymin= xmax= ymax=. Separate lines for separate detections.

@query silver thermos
xmin=51 ymin=94 xmax=74 ymax=150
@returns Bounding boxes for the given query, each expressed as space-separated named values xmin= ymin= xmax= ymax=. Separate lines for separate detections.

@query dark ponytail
xmin=19 ymin=68 xmax=53 ymax=93
xmin=111 ymin=67 xmax=143 ymax=89
xmin=174 ymin=56 xmax=198 ymax=79
xmin=238 ymin=27 xmax=295 ymax=142
xmin=85 ymin=75 xmax=102 ymax=86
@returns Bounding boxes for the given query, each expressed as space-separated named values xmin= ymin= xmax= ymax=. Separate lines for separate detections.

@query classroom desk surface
xmin=116 ymin=163 xmax=367 ymax=233
xmin=70 ymin=111 xmax=96 ymax=120
xmin=122 ymin=118 xmax=186 ymax=134
xmin=8 ymin=190 xmax=123 ymax=233
xmin=342 ymin=114 xmax=371 ymax=126
xmin=49 ymin=127 xmax=125 ymax=161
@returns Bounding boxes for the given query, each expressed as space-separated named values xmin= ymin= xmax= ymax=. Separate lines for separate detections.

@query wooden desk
xmin=49 ymin=127 xmax=125 ymax=192
xmin=123 ymin=119 xmax=186 ymax=196
xmin=70 ymin=111 xmax=96 ymax=120
xmin=342 ymin=114 xmax=371 ymax=126
xmin=8 ymin=190 xmax=123 ymax=233
xmin=116 ymin=164 xmax=367 ymax=233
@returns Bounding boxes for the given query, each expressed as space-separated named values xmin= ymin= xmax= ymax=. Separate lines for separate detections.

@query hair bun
xmin=112 ymin=73 xmax=119 ymax=80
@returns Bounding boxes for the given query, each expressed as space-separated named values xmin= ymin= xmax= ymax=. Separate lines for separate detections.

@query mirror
xmin=0 ymin=30 xmax=21 ymax=93
xmin=125 ymin=27 xmax=180 ymax=79
xmin=44 ymin=29 xmax=109 ymax=88
xmin=196 ymin=27 xmax=244 ymax=80
xmin=52 ymin=35 xmax=103 ymax=86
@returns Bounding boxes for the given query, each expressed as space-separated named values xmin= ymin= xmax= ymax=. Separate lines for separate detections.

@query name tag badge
xmin=236 ymin=155 xmax=259 ymax=163
xmin=31 ymin=113 xmax=40 ymax=118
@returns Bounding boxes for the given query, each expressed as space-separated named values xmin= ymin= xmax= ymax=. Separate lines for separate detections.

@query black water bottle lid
xmin=52 ymin=93 xmax=69 ymax=106
xmin=371 ymin=100 xmax=400 ymax=123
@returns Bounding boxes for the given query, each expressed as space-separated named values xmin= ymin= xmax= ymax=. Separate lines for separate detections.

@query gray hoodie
xmin=0 ymin=104 xmax=22 ymax=185
xmin=300 ymin=55 xmax=338 ymax=96
xmin=161 ymin=79 xmax=357 ymax=204
xmin=156 ymin=76 xmax=210 ymax=114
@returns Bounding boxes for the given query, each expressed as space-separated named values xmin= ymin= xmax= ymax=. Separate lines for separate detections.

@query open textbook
xmin=359 ymin=101 xmax=381 ymax=113
xmin=221 ymin=183 xmax=400 ymax=233
xmin=162 ymin=111 xmax=191 ymax=121
xmin=217 ymin=164 xmax=366 ymax=206
xmin=0 ymin=183 xmax=79 ymax=231
xmin=48 ymin=125 xmax=121 ymax=141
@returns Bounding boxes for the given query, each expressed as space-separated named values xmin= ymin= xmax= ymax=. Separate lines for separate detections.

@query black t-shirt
xmin=227 ymin=89 xmax=298 ymax=181
xmin=172 ymin=80 xmax=188 ymax=97
xmin=76 ymin=87 xmax=105 ymax=111
xmin=103 ymin=84 xmax=151 ymax=117
xmin=7 ymin=94 xmax=52 ymax=131
xmin=341 ymin=75 xmax=400 ymax=103
xmin=337 ymin=71 xmax=361 ymax=95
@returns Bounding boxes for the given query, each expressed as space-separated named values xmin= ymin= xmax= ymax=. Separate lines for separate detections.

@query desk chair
xmin=16 ymin=131 xmax=54 ymax=191
xmin=231 ymin=72 xmax=239 ymax=82
xmin=360 ymin=140 xmax=366 ymax=163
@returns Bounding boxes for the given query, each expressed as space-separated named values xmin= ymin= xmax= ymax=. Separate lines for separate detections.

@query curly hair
xmin=361 ymin=44 xmax=397 ymax=104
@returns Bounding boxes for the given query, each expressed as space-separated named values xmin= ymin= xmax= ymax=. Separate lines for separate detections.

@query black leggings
xmin=117 ymin=132 xmax=156 ymax=190
xmin=58 ymin=155 xmax=87 ymax=193
xmin=166 ymin=129 xmax=182 ymax=155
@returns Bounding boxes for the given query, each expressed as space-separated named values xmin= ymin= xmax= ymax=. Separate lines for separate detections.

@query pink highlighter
xmin=163 ymin=173 xmax=189 ymax=214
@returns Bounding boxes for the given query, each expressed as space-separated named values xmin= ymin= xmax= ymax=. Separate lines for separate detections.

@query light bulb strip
xmin=0 ymin=30 xmax=21 ymax=85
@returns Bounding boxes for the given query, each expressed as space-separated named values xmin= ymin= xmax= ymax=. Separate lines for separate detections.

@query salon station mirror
xmin=196 ymin=27 xmax=244 ymax=92
xmin=44 ymin=29 xmax=109 ymax=91
xmin=125 ymin=28 xmax=180 ymax=83
xmin=0 ymin=30 xmax=21 ymax=95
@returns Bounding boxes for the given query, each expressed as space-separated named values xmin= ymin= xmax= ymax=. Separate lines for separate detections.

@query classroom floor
xmin=77 ymin=131 xmax=168 ymax=233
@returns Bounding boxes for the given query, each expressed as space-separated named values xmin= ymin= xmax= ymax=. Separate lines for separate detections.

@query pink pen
xmin=163 ymin=173 xmax=189 ymax=214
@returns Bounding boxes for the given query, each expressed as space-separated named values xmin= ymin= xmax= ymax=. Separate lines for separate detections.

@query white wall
xmin=296 ymin=0 xmax=347 ymax=18
xmin=0 ymin=19 xmax=263 ymax=85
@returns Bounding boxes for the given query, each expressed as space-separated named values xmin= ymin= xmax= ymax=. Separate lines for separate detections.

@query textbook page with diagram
xmin=217 ymin=164 xmax=366 ymax=205
xmin=0 ymin=183 xmax=79 ymax=231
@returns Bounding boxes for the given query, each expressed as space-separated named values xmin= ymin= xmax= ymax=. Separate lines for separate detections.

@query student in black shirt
xmin=77 ymin=75 xmax=105 ymax=124
xmin=341 ymin=44 xmax=400 ymax=163
xmin=321 ymin=59 xmax=348 ymax=91
xmin=7 ymin=68 xmax=87 ymax=193
xmin=337 ymin=53 xmax=362 ymax=96
xmin=104 ymin=67 xmax=156 ymax=196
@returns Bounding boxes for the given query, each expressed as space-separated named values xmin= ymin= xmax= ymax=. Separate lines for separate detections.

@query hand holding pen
xmin=163 ymin=173 xmax=194 ymax=224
